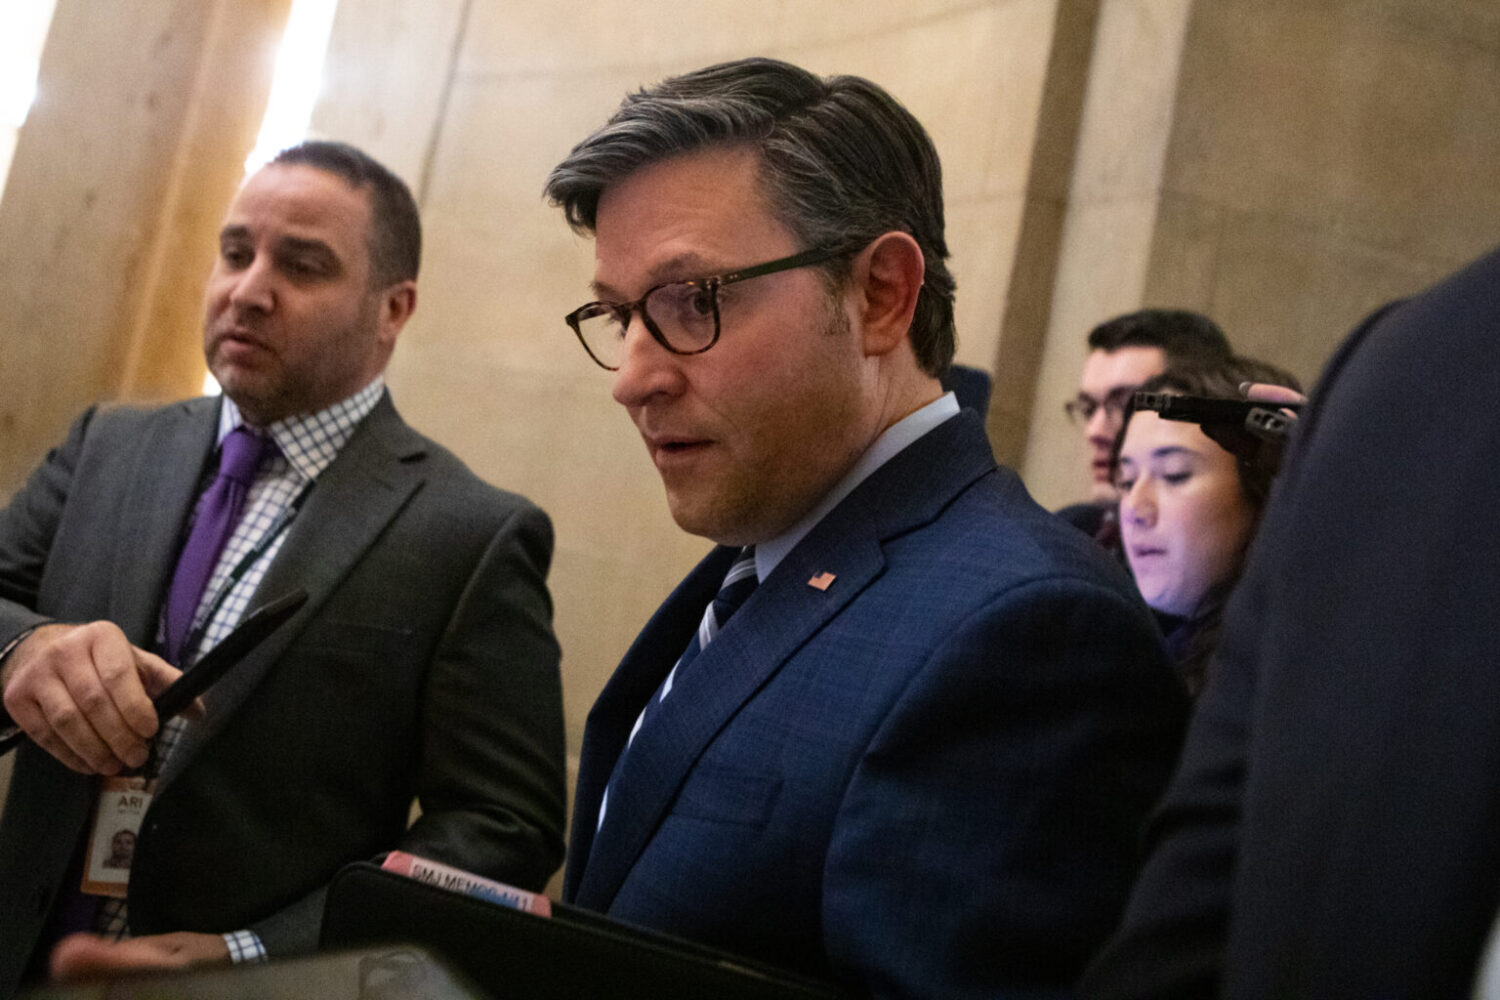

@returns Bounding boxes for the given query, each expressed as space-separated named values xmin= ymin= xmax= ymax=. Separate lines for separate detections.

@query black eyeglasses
xmin=1064 ymin=387 xmax=1138 ymax=424
xmin=564 ymin=246 xmax=847 ymax=371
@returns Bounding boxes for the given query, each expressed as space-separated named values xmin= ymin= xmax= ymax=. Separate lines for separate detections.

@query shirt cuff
xmin=0 ymin=624 xmax=48 ymax=731
xmin=223 ymin=929 xmax=267 ymax=964
xmin=0 ymin=623 xmax=46 ymax=664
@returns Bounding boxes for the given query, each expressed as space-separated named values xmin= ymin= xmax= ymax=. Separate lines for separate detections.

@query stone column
xmin=0 ymin=0 xmax=292 ymax=498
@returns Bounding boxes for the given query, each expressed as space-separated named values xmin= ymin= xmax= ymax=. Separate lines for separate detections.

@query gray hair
xmin=544 ymin=57 xmax=956 ymax=375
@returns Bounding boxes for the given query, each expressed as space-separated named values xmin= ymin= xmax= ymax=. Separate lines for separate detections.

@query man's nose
xmin=1086 ymin=405 xmax=1117 ymax=443
xmin=611 ymin=312 xmax=683 ymax=408
xmin=227 ymin=259 xmax=275 ymax=313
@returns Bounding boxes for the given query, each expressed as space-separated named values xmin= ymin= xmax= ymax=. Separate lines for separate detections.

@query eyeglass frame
xmin=1064 ymin=386 xmax=1139 ymax=425
xmin=563 ymin=245 xmax=852 ymax=371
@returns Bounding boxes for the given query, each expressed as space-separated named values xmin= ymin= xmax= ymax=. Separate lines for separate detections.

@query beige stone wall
xmin=1147 ymin=0 xmax=1500 ymax=376
xmin=1017 ymin=0 xmax=1194 ymax=505
xmin=1021 ymin=0 xmax=1500 ymax=509
xmin=0 ymin=0 xmax=291 ymax=498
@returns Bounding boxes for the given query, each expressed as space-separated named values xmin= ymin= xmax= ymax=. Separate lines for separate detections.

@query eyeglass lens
xmin=1066 ymin=387 xmax=1137 ymax=423
xmin=573 ymin=280 xmax=718 ymax=369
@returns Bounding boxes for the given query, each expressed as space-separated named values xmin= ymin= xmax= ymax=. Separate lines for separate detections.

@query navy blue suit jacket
xmin=1082 ymin=245 xmax=1500 ymax=999
xmin=565 ymin=412 xmax=1186 ymax=998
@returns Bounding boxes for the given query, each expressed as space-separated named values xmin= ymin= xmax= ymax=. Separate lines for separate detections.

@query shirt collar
xmin=754 ymin=391 xmax=960 ymax=582
xmin=216 ymin=376 xmax=386 ymax=481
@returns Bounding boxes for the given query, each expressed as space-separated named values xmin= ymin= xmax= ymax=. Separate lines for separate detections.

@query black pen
xmin=0 ymin=588 xmax=307 ymax=755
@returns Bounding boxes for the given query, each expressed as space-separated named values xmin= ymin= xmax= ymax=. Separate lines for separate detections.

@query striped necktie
xmin=596 ymin=546 xmax=757 ymax=833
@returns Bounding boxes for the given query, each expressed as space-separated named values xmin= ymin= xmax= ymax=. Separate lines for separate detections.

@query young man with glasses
xmin=1058 ymin=310 xmax=1232 ymax=547
xmin=547 ymin=58 xmax=1185 ymax=998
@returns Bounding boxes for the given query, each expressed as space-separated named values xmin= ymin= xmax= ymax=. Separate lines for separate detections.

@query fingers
xmin=3 ymin=624 xmax=115 ymax=772
xmin=1240 ymin=382 xmax=1307 ymax=407
xmin=51 ymin=625 xmax=155 ymax=772
xmin=49 ymin=934 xmax=141 ymax=982
xmin=135 ymin=650 xmax=203 ymax=721
xmin=133 ymin=649 xmax=183 ymax=702
xmin=21 ymin=679 xmax=103 ymax=775
xmin=50 ymin=931 xmax=225 ymax=982
xmin=1 ymin=622 xmax=170 ymax=774
xmin=82 ymin=631 xmax=161 ymax=742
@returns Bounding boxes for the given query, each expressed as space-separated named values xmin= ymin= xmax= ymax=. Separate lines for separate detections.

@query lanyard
xmin=178 ymin=478 xmax=315 ymax=666
xmin=145 ymin=481 xmax=315 ymax=777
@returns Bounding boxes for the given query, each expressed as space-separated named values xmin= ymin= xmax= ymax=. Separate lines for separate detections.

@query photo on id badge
xmin=81 ymin=776 xmax=152 ymax=897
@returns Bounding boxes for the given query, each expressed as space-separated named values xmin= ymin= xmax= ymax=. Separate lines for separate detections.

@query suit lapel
xmin=157 ymin=396 xmax=428 ymax=789
xmin=570 ymin=412 xmax=997 ymax=910
xmin=564 ymin=546 xmax=734 ymax=900
xmin=110 ymin=400 xmax=219 ymax=644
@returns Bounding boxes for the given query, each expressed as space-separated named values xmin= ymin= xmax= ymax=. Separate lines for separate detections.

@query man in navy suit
xmin=545 ymin=58 xmax=1186 ymax=997
xmin=1081 ymin=246 xmax=1500 ymax=1000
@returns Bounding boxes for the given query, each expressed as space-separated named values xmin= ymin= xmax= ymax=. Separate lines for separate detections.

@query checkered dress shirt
xmin=97 ymin=379 xmax=385 ymax=960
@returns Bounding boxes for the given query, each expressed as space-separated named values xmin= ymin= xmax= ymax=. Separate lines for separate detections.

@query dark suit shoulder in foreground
xmin=1082 ymin=244 xmax=1500 ymax=1000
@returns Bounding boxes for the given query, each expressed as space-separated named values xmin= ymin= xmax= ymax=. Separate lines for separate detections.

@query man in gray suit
xmin=0 ymin=141 xmax=565 ymax=992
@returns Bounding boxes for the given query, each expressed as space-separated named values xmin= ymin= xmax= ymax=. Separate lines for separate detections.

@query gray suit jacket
xmin=0 ymin=394 xmax=566 ymax=997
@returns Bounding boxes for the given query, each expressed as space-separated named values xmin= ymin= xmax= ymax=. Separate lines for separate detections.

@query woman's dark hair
xmin=1110 ymin=355 xmax=1301 ymax=695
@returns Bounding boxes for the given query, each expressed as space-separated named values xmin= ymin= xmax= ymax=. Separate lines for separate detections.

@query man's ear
xmin=376 ymin=281 xmax=418 ymax=349
xmin=852 ymin=232 xmax=924 ymax=359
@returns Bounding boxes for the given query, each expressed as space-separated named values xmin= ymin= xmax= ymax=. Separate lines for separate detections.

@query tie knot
xmin=723 ymin=546 xmax=756 ymax=584
xmin=218 ymin=426 xmax=268 ymax=486
xmin=713 ymin=546 xmax=758 ymax=619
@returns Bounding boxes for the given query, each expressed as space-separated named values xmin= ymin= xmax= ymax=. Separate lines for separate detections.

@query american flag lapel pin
xmin=808 ymin=571 xmax=836 ymax=591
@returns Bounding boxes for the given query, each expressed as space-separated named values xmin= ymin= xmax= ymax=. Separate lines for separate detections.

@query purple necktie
xmin=162 ymin=426 xmax=267 ymax=664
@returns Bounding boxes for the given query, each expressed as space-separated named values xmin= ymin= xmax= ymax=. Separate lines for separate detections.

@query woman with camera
xmin=1112 ymin=358 xmax=1301 ymax=695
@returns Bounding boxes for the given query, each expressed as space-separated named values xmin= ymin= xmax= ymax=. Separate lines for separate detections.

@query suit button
xmin=31 ymin=885 xmax=49 ymax=917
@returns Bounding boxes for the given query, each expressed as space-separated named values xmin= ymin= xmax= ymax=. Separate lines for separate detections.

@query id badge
xmin=81 ymin=776 xmax=153 ymax=898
